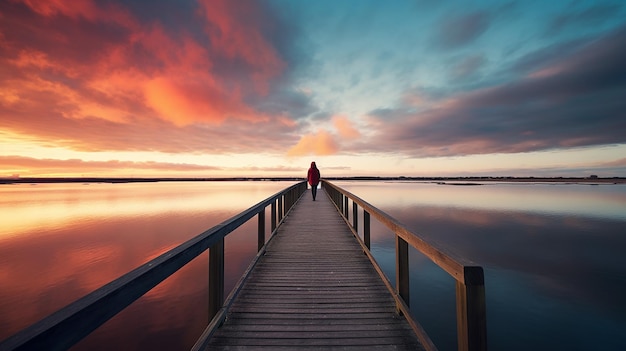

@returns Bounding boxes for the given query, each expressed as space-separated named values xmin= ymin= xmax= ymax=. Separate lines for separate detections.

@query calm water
xmin=1 ymin=181 xmax=625 ymax=350
xmin=0 ymin=181 xmax=292 ymax=350
xmin=335 ymin=181 xmax=626 ymax=351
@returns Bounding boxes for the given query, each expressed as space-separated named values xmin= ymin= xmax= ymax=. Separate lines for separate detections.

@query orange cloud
xmin=11 ymin=50 xmax=54 ymax=70
xmin=144 ymin=76 xmax=230 ymax=126
xmin=0 ymin=0 xmax=294 ymax=156
xmin=287 ymin=130 xmax=339 ymax=156
xmin=332 ymin=115 xmax=361 ymax=139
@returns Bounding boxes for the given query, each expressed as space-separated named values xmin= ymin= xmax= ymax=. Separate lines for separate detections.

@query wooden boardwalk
xmin=204 ymin=188 xmax=424 ymax=350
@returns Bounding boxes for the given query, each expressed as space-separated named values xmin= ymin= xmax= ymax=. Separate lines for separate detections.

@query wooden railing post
xmin=456 ymin=267 xmax=487 ymax=351
xmin=352 ymin=202 xmax=358 ymax=231
xmin=364 ymin=210 xmax=371 ymax=250
xmin=208 ymin=239 xmax=224 ymax=321
xmin=338 ymin=194 xmax=343 ymax=213
xmin=396 ymin=236 xmax=410 ymax=308
xmin=344 ymin=196 xmax=349 ymax=218
xmin=278 ymin=196 xmax=284 ymax=222
xmin=271 ymin=201 xmax=277 ymax=233
xmin=282 ymin=196 xmax=285 ymax=221
xmin=257 ymin=211 xmax=265 ymax=251
xmin=286 ymin=189 xmax=292 ymax=211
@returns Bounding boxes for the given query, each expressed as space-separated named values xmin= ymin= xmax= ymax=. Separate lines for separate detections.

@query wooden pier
xmin=204 ymin=189 xmax=423 ymax=350
xmin=1 ymin=180 xmax=486 ymax=351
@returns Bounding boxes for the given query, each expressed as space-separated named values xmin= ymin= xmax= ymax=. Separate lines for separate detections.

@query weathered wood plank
xmin=221 ymin=321 xmax=412 ymax=330
xmin=208 ymin=336 xmax=422 ymax=347
xmin=204 ymin=189 xmax=424 ymax=350
xmin=199 ymin=346 xmax=418 ymax=351
xmin=224 ymin=320 xmax=406 ymax=328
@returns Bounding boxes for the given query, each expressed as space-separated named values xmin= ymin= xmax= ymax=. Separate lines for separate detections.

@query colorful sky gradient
xmin=1 ymin=0 xmax=625 ymax=178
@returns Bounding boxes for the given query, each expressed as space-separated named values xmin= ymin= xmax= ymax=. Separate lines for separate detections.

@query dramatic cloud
xmin=366 ymin=24 xmax=626 ymax=157
xmin=1 ymin=0 xmax=624 ymax=177
xmin=1 ymin=106 xmax=298 ymax=154
xmin=0 ymin=0 xmax=305 ymax=153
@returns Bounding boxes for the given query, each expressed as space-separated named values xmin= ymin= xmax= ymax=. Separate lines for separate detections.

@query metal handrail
xmin=322 ymin=180 xmax=487 ymax=351
xmin=0 ymin=181 xmax=307 ymax=351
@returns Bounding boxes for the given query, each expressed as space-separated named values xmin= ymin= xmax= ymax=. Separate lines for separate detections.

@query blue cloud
xmin=436 ymin=11 xmax=491 ymax=49
xmin=365 ymin=24 xmax=626 ymax=156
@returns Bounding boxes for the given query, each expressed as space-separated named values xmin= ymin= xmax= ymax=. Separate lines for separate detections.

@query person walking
xmin=307 ymin=161 xmax=321 ymax=201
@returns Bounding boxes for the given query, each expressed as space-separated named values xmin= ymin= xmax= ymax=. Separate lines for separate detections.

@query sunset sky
xmin=1 ymin=0 xmax=625 ymax=178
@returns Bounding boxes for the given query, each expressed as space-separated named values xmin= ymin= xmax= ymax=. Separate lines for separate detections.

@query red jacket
xmin=307 ymin=162 xmax=320 ymax=186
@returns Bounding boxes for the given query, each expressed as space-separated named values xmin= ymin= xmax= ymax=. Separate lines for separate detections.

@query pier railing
xmin=323 ymin=180 xmax=487 ymax=351
xmin=0 ymin=181 xmax=307 ymax=351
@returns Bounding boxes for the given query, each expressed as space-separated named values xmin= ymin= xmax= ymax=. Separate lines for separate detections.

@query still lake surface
xmin=1 ymin=180 xmax=625 ymax=350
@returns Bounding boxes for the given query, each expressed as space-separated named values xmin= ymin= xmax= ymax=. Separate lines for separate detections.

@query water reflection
xmin=338 ymin=181 xmax=626 ymax=221
xmin=3 ymin=180 xmax=625 ymax=351
xmin=0 ymin=181 xmax=293 ymax=350
xmin=337 ymin=181 xmax=626 ymax=351
xmin=0 ymin=182 xmax=283 ymax=236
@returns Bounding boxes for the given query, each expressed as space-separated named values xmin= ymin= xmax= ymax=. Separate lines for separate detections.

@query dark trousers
xmin=311 ymin=185 xmax=318 ymax=200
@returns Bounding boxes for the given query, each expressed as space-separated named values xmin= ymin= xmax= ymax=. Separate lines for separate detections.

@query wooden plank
xmin=197 ymin=346 xmax=418 ymax=351
xmin=208 ymin=336 xmax=422 ymax=347
xmin=224 ymin=317 xmax=408 ymax=325
xmin=223 ymin=319 xmax=411 ymax=328
xmin=204 ymin=190 xmax=424 ymax=350
xmin=211 ymin=330 xmax=418 ymax=340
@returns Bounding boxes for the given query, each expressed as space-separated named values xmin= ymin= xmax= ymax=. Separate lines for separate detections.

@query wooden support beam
xmin=271 ymin=201 xmax=277 ymax=233
xmin=396 ymin=236 xmax=410 ymax=308
xmin=208 ymin=239 xmax=224 ymax=321
xmin=364 ymin=210 xmax=371 ymax=250
xmin=257 ymin=211 xmax=265 ymax=251
xmin=456 ymin=267 xmax=487 ymax=351
xmin=353 ymin=202 xmax=358 ymax=232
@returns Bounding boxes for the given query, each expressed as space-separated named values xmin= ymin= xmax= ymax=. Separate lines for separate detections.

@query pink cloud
xmin=332 ymin=116 xmax=361 ymax=140
xmin=16 ymin=0 xmax=135 ymax=27
xmin=17 ymin=0 xmax=100 ymax=19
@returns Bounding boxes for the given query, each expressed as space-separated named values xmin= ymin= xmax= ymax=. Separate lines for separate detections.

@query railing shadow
xmin=322 ymin=180 xmax=487 ymax=351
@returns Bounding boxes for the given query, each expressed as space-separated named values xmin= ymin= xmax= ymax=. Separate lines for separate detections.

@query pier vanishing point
xmin=0 ymin=180 xmax=487 ymax=351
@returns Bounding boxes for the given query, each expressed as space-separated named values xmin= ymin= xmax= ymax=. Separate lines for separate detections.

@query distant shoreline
xmin=1 ymin=176 xmax=624 ymax=184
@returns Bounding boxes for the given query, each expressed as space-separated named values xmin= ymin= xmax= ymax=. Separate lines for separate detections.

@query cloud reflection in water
xmin=338 ymin=181 xmax=626 ymax=351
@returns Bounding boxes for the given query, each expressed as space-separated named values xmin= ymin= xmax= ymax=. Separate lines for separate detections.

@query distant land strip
xmin=1 ymin=176 xmax=624 ymax=184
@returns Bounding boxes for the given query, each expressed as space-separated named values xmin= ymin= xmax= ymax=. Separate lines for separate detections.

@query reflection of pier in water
xmin=0 ymin=181 xmax=486 ymax=351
